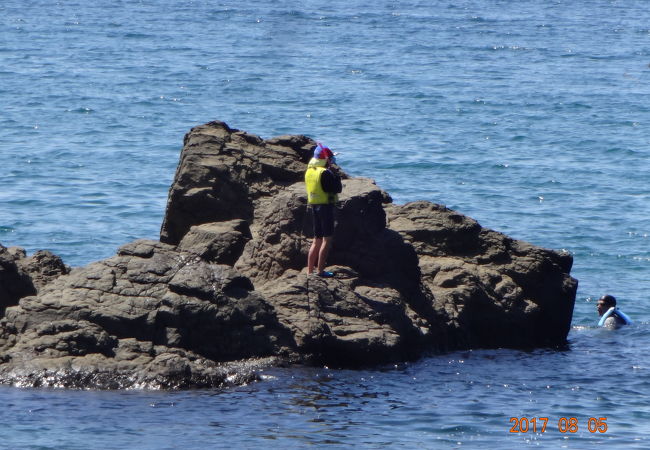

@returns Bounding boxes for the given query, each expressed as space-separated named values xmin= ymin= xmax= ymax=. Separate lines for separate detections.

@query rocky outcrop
xmin=385 ymin=202 xmax=576 ymax=348
xmin=0 ymin=120 xmax=577 ymax=389
xmin=0 ymin=239 xmax=292 ymax=388
xmin=160 ymin=123 xmax=319 ymax=245
xmin=0 ymin=244 xmax=68 ymax=316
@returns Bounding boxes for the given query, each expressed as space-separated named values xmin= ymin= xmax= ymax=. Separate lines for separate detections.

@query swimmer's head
xmin=597 ymin=294 xmax=616 ymax=316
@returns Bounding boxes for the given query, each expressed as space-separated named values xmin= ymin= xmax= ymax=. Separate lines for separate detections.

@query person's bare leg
xmin=307 ymin=238 xmax=322 ymax=274
xmin=316 ymin=236 xmax=332 ymax=274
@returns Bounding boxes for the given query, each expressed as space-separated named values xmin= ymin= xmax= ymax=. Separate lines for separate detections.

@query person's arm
xmin=320 ymin=169 xmax=342 ymax=194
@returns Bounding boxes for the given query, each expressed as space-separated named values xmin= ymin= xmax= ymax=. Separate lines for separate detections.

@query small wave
xmin=65 ymin=107 xmax=95 ymax=114
xmin=588 ymin=54 xmax=622 ymax=61
xmin=148 ymin=402 xmax=176 ymax=408
xmin=5 ymin=199 xmax=48 ymax=207
xmin=553 ymin=101 xmax=593 ymax=111
xmin=489 ymin=45 xmax=531 ymax=51
xmin=124 ymin=32 xmax=152 ymax=39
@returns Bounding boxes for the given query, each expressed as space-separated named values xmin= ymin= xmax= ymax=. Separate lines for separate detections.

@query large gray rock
xmin=0 ymin=240 xmax=293 ymax=388
xmin=386 ymin=202 xmax=577 ymax=348
xmin=158 ymin=121 xmax=576 ymax=355
xmin=160 ymin=121 xmax=318 ymax=245
xmin=177 ymin=219 xmax=252 ymax=266
xmin=259 ymin=269 xmax=444 ymax=366
xmin=0 ymin=244 xmax=68 ymax=316
xmin=234 ymin=180 xmax=448 ymax=365
xmin=0 ymin=120 xmax=578 ymax=389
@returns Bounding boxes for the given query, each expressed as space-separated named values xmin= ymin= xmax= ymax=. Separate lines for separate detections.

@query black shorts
xmin=312 ymin=204 xmax=335 ymax=238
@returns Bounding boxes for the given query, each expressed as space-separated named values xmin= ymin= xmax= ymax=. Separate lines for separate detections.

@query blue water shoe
xmin=318 ymin=271 xmax=335 ymax=278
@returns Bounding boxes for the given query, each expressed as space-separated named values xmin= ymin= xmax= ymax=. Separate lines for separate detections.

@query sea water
xmin=1 ymin=0 xmax=650 ymax=447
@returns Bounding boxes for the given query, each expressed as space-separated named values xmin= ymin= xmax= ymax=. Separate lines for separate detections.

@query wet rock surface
xmin=0 ymin=120 xmax=577 ymax=389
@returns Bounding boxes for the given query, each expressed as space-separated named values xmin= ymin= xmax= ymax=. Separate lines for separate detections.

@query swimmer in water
xmin=597 ymin=294 xmax=632 ymax=329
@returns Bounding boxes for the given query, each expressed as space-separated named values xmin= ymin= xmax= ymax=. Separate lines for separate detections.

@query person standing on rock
xmin=305 ymin=142 xmax=342 ymax=278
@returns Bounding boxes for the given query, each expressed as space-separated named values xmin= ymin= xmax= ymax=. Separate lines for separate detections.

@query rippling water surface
xmin=3 ymin=327 xmax=649 ymax=448
xmin=2 ymin=0 xmax=650 ymax=447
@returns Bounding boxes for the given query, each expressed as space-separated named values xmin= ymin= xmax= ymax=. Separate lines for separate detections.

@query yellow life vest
xmin=305 ymin=158 xmax=337 ymax=204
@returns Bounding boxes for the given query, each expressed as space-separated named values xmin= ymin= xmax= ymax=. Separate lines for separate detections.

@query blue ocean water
xmin=1 ymin=0 xmax=650 ymax=447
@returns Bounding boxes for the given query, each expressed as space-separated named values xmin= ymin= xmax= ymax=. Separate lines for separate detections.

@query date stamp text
xmin=509 ymin=417 xmax=608 ymax=433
